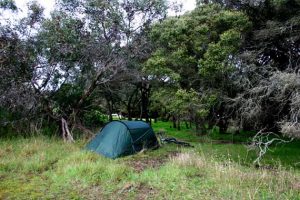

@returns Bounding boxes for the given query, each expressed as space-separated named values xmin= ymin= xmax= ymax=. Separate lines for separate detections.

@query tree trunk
xmin=109 ymin=104 xmax=113 ymax=122
xmin=200 ymin=124 xmax=207 ymax=135
xmin=126 ymin=98 xmax=131 ymax=120
xmin=195 ymin=123 xmax=201 ymax=135
xmin=195 ymin=118 xmax=202 ymax=135
xmin=172 ymin=116 xmax=177 ymax=128
xmin=140 ymin=80 xmax=151 ymax=122
xmin=61 ymin=118 xmax=74 ymax=142
xmin=185 ymin=121 xmax=189 ymax=129
xmin=218 ymin=118 xmax=228 ymax=134
xmin=177 ymin=119 xmax=181 ymax=131
xmin=128 ymin=107 xmax=132 ymax=120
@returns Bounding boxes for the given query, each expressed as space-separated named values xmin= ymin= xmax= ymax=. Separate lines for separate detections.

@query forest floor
xmin=0 ymin=121 xmax=300 ymax=199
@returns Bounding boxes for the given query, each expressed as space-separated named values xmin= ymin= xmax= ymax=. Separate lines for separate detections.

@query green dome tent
xmin=86 ymin=121 xmax=158 ymax=159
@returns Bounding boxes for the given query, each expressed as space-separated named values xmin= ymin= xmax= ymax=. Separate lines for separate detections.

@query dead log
xmin=61 ymin=118 xmax=74 ymax=142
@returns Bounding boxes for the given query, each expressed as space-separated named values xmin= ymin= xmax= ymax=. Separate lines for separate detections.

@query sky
xmin=11 ymin=0 xmax=196 ymax=17
xmin=178 ymin=0 xmax=196 ymax=11
xmin=14 ymin=0 xmax=55 ymax=17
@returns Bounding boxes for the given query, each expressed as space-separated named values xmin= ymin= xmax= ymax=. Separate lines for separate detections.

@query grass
xmin=152 ymin=121 xmax=300 ymax=169
xmin=151 ymin=121 xmax=200 ymax=142
xmin=0 ymin=121 xmax=300 ymax=199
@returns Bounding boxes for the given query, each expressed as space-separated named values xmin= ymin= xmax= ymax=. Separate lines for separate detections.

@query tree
xmin=145 ymin=3 xmax=251 ymax=131
xmin=32 ymin=0 xmax=168 ymax=139
xmin=0 ymin=0 xmax=17 ymax=10
xmin=0 ymin=1 xmax=46 ymax=135
xmin=0 ymin=0 xmax=168 ymax=139
xmin=230 ymin=0 xmax=300 ymax=138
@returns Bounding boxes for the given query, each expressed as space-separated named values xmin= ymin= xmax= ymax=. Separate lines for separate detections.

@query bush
xmin=83 ymin=110 xmax=108 ymax=128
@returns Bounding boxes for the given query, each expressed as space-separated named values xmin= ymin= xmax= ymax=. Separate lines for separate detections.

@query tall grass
xmin=0 ymin=136 xmax=299 ymax=199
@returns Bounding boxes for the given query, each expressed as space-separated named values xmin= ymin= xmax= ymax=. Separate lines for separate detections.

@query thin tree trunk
xmin=128 ymin=106 xmax=132 ymax=120
xmin=140 ymin=81 xmax=151 ymax=122
xmin=195 ymin=119 xmax=201 ymax=136
xmin=177 ymin=119 xmax=181 ymax=131
xmin=185 ymin=121 xmax=189 ymax=129
xmin=172 ymin=116 xmax=177 ymax=128
xmin=201 ymin=124 xmax=207 ymax=135
xmin=61 ymin=118 xmax=74 ymax=142
xmin=195 ymin=124 xmax=200 ymax=135
xmin=108 ymin=101 xmax=113 ymax=121
xmin=127 ymin=91 xmax=134 ymax=121
xmin=105 ymin=93 xmax=114 ymax=122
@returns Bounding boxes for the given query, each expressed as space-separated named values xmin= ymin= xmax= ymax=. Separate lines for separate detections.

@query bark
xmin=140 ymin=81 xmax=151 ymax=122
xmin=127 ymin=105 xmax=132 ymax=120
xmin=105 ymin=97 xmax=113 ymax=122
xmin=152 ymin=110 xmax=158 ymax=123
xmin=126 ymin=87 xmax=139 ymax=121
xmin=200 ymin=124 xmax=207 ymax=135
xmin=76 ymin=60 xmax=115 ymax=109
xmin=195 ymin=122 xmax=200 ymax=135
xmin=177 ymin=119 xmax=181 ymax=131
xmin=172 ymin=116 xmax=177 ymax=128
xmin=109 ymin=113 xmax=113 ymax=122
xmin=61 ymin=118 xmax=74 ymax=142
xmin=185 ymin=121 xmax=189 ymax=129
xmin=217 ymin=117 xmax=228 ymax=134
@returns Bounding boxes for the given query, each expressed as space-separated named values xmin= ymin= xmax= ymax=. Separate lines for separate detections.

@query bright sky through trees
xmin=12 ymin=0 xmax=196 ymax=17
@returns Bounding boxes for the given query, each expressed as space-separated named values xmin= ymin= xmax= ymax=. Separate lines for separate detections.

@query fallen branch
xmin=247 ymin=129 xmax=293 ymax=166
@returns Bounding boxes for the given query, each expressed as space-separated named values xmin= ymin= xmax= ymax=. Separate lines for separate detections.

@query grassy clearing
xmin=152 ymin=121 xmax=300 ymax=169
xmin=0 ymin=131 xmax=299 ymax=199
xmin=151 ymin=121 xmax=200 ymax=142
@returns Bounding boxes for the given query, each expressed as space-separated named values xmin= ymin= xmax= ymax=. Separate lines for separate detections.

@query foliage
xmin=83 ymin=110 xmax=108 ymax=127
xmin=0 ymin=0 xmax=168 ymax=136
xmin=143 ymin=3 xmax=251 ymax=135
xmin=0 ymin=0 xmax=16 ymax=10
xmin=147 ymin=4 xmax=251 ymax=90
xmin=229 ymin=0 xmax=300 ymax=137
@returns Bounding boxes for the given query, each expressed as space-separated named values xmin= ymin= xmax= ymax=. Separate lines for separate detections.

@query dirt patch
xmin=292 ymin=181 xmax=300 ymax=190
xmin=82 ymin=186 xmax=103 ymax=199
xmin=128 ymin=151 xmax=179 ymax=173
xmin=131 ymin=159 xmax=165 ymax=173
xmin=75 ymin=183 xmax=103 ymax=199
xmin=135 ymin=183 xmax=156 ymax=200
xmin=118 ymin=182 xmax=157 ymax=200
xmin=211 ymin=140 xmax=244 ymax=144
xmin=0 ymin=175 xmax=5 ymax=181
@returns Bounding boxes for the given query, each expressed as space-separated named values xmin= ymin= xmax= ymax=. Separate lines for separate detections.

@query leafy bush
xmin=83 ymin=110 xmax=108 ymax=128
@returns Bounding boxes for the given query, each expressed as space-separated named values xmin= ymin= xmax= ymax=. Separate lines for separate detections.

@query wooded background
xmin=1 ymin=0 xmax=300 ymax=141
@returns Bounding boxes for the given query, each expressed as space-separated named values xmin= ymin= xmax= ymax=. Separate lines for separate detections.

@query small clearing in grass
xmin=135 ymin=183 xmax=156 ymax=200
xmin=126 ymin=151 xmax=179 ymax=172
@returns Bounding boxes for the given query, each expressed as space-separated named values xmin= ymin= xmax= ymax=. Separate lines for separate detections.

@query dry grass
xmin=170 ymin=152 xmax=300 ymax=199
xmin=0 ymin=137 xmax=299 ymax=199
xmin=171 ymin=152 xmax=207 ymax=168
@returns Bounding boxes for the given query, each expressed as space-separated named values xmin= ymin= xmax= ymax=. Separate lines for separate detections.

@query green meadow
xmin=1 ymin=121 xmax=299 ymax=199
